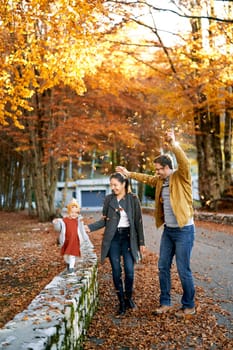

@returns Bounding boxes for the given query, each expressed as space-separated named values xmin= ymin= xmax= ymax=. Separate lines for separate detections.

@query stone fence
xmin=194 ymin=210 xmax=233 ymax=225
xmin=142 ymin=207 xmax=233 ymax=226
xmin=0 ymin=244 xmax=98 ymax=350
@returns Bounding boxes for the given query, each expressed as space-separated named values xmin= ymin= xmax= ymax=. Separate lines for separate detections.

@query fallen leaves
xmin=0 ymin=211 xmax=64 ymax=327
xmin=0 ymin=211 xmax=232 ymax=349
xmin=84 ymin=229 xmax=233 ymax=349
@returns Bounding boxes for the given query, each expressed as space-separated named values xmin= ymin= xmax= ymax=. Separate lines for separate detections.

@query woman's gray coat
xmin=88 ymin=192 xmax=145 ymax=263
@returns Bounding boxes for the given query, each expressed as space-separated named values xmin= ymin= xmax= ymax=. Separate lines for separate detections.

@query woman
xmin=85 ymin=173 xmax=145 ymax=315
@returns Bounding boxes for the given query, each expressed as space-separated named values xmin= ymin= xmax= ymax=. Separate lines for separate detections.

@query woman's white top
xmin=117 ymin=204 xmax=130 ymax=228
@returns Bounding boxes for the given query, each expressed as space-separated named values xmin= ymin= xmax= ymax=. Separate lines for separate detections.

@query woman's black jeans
xmin=108 ymin=227 xmax=134 ymax=297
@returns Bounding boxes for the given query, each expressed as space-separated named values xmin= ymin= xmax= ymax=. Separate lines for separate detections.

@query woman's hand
xmin=140 ymin=245 xmax=146 ymax=259
xmin=84 ymin=225 xmax=90 ymax=233
xmin=140 ymin=245 xmax=146 ymax=254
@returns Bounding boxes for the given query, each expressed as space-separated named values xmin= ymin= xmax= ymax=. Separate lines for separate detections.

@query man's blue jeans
xmin=108 ymin=228 xmax=134 ymax=296
xmin=158 ymin=224 xmax=195 ymax=308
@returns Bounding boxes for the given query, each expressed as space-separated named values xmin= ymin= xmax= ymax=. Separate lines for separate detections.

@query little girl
xmin=53 ymin=198 xmax=93 ymax=274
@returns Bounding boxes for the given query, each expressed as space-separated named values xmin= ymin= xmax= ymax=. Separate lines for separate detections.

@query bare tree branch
xmin=106 ymin=0 xmax=233 ymax=23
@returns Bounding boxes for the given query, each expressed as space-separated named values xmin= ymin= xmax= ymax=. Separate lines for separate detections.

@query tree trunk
xmin=27 ymin=89 xmax=58 ymax=221
xmin=30 ymin=154 xmax=57 ymax=221
xmin=195 ymin=110 xmax=223 ymax=206
xmin=24 ymin=165 xmax=35 ymax=216
xmin=224 ymin=97 xmax=233 ymax=190
xmin=0 ymin=136 xmax=26 ymax=211
xmin=190 ymin=2 xmax=228 ymax=207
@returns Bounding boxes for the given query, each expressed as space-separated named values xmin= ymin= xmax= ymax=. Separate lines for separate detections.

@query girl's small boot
xmin=116 ymin=292 xmax=126 ymax=315
xmin=66 ymin=264 xmax=74 ymax=274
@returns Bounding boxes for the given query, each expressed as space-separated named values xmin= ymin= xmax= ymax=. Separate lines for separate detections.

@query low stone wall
xmin=194 ymin=210 xmax=233 ymax=225
xmin=0 ymin=246 xmax=98 ymax=350
xmin=142 ymin=207 xmax=233 ymax=225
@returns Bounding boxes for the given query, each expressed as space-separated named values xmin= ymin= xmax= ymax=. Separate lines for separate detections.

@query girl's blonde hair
xmin=67 ymin=198 xmax=80 ymax=213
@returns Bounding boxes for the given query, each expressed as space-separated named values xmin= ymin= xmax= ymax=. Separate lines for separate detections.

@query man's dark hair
xmin=154 ymin=154 xmax=173 ymax=169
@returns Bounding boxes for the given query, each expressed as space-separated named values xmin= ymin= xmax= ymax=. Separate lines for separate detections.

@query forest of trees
xmin=0 ymin=0 xmax=232 ymax=220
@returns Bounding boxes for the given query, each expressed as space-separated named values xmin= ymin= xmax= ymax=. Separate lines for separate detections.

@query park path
xmin=84 ymin=211 xmax=233 ymax=336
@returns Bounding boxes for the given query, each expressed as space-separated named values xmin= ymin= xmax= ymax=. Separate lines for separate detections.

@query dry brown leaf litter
xmin=0 ymin=211 xmax=232 ymax=349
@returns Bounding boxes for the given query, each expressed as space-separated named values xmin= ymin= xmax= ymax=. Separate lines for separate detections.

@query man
xmin=116 ymin=130 xmax=196 ymax=317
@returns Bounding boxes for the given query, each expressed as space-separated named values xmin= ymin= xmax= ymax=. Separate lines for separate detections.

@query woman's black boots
xmin=125 ymin=291 xmax=136 ymax=309
xmin=116 ymin=292 xmax=126 ymax=315
xmin=116 ymin=291 xmax=136 ymax=315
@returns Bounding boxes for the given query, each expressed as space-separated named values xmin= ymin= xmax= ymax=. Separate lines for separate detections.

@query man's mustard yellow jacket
xmin=129 ymin=142 xmax=194 ymax=228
